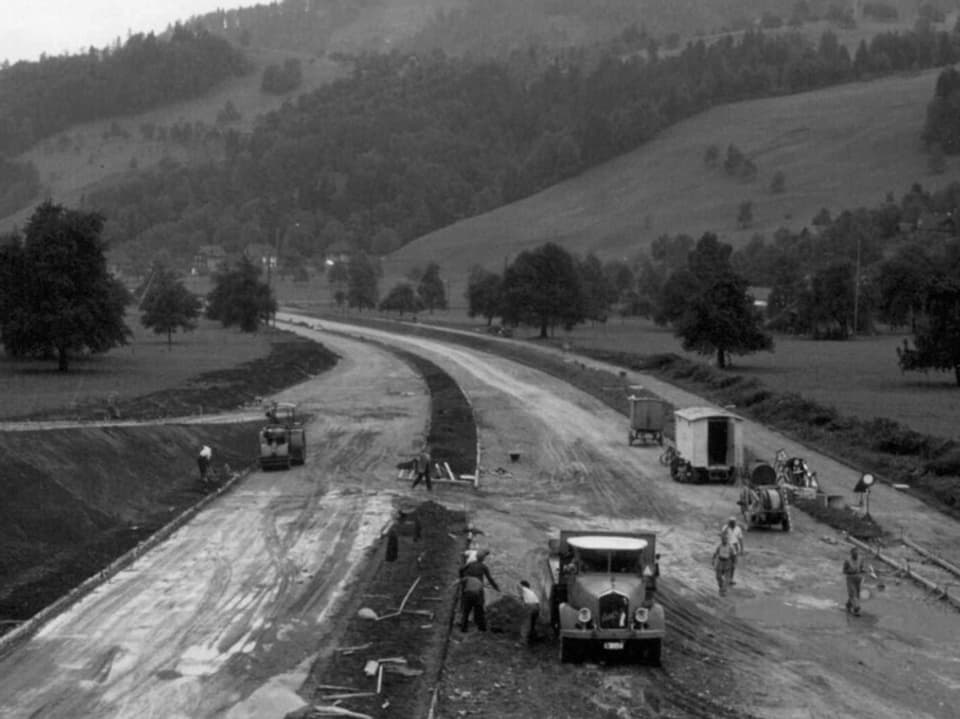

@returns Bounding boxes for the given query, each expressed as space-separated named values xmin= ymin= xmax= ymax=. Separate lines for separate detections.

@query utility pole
xmin=852 ymin=233 xmax=861 ymax=336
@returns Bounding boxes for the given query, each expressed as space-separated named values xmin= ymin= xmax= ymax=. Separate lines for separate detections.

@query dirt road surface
xmin=0 ymin=332 xmax=429 ymax=718
xmin=290 ymin=316 xmax=960 ymax=719
xmin=1 ymin=313 xmax=958 ymax=718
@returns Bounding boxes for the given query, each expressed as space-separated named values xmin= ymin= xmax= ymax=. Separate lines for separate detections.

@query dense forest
xmin=0 ymin=25 xmax=251 ymax=157
xmin=85 ymin=23 xmax=960 ymax=272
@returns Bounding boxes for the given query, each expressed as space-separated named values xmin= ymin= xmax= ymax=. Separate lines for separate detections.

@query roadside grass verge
xmin=3 ymin=324 xmax=338 ymax=421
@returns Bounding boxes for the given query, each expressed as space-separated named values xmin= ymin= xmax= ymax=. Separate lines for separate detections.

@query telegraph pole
xmin=852 ymin=233 xmax=861 ymax=336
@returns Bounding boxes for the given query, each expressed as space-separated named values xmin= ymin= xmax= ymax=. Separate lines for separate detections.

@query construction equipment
xmin=259 ymin=401 xmax=306 ymax=470
xmin=773 ymin=448 xmax=820 ymax=502
xmin=547 ymin=530 xmax=664 ymax=665
xmin=668 ymin=407 xmax=743 ymax=484
xmin=738 ymin=461 xmax=791 ymax=531
xmin=627 ymin=395 xmax=666 ymax=446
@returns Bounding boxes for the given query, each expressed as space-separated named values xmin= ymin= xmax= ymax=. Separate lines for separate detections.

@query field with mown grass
xmin=0 ymin=315 xmax=272 ymax=420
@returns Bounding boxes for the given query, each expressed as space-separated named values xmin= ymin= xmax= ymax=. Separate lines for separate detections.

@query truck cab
xmin=548 ymin=531 xmax=664 ymax=665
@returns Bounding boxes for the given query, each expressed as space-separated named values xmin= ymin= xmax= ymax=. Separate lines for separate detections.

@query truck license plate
xmin=603 ymin=641 xmax=624 ymax=650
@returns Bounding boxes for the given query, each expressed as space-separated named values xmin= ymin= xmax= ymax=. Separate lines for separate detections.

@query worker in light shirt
xmin=518 ymin=580 xmax=541 ymax=645
xmin=721 ymin=517 xmax=744 ymax=585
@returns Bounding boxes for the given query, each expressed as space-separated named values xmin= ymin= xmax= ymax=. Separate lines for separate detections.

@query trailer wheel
xmin=782 ymin=513 xmax=791 ymax=532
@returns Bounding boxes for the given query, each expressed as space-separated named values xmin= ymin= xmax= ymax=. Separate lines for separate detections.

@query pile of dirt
xmin=483 ymin=594 xmax=527 ymax=634
xmin=297 ymin=501 xmax=467 ymax=719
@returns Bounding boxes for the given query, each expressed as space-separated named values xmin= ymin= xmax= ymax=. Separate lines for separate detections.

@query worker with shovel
xmin=459 ymin=549 xmax=500 ymax=632
xmin=843 ymin=547 xmax=876 ymax=616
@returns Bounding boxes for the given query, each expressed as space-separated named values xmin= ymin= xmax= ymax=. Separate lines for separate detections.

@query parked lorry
xmin=259 ymin=401 xmax=306 ymax=470
xmin=667 ymin=406 xmax=743 ymax=484
xmin=627 ymin=395 xmax=666 ymax=446
xmin=547 ymin=530 xmax=664 ymax=665
xmin=738 ymin=461 xmax=791 ymax=531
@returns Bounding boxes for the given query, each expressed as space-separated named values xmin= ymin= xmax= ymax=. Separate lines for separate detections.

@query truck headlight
xmin=577 ymin=607 xmax=592 ymax=625
xmin=634 ymin=607 xmax=649 ymax=625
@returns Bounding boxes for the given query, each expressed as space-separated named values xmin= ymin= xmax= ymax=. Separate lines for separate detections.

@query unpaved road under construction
xmin=0 ymin=313 xmax=958 ymax=718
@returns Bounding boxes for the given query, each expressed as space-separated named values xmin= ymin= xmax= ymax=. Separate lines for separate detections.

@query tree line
xmin=85 ymin=24 xmax=960 ymax=275
xmin=0 ymin=202 xmax=277 ymax=372
xmin=0 ymin=25 xmax=251 ymax=156
xmin=3 ymin=197 xmax=960 ymax=387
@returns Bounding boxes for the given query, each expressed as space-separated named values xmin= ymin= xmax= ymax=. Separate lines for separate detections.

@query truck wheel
xmin=782 ymin=513 xmax=791 ymax=532
xmin=559 ymin=637 xmax=583 ymax=664
xmin=646 ymin=638 xmax=662 ymax=666
xmin=628 ymin=432 xmax=634 ymax=447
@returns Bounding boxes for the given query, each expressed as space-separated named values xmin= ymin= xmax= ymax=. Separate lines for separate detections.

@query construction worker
xmin=721 ymin=517 xmax=744 ymax=585
xmin=459 ymin=549 xmax=499 ymax=632
xmin=411 ymin=444 xmax=433 ymax=491
xmin=197 ymin=445 xmax=212 ymax=484
xmin=712 ymin=532 xmax=737 ymax=596
xmin=843 ymin=547 xmax=875 ymax=616
xmin=518 ymin=580 xmax=541 ymax=645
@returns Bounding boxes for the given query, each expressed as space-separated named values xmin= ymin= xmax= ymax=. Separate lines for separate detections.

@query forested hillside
xmin=85 ymin=24 xmax=960 ymax=273
xmin=0 ymin=26 xmax=251 ymax=157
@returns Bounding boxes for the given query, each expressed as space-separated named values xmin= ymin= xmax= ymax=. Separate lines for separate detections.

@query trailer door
xmin=707 ymin=418 xmax=729 ymax=465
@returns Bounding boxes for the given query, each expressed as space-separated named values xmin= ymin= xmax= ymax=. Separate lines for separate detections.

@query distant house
xmin=915 ymin=211 xmax=956 ymax=236
xmin=243 ymin=243 xmax=278 ymax=273
xmin=192 ymin=244 xmax=227 ymax=275
xmin=748 ymin=286 xmax=771 ymax=312
xmin=323 ymin=239 xmax=356 ymax=267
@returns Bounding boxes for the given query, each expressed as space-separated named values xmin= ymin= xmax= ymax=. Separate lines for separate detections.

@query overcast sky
xmin=2 ymin=1 xmax=241 ymax=64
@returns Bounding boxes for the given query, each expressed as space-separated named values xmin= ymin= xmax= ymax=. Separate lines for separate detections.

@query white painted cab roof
xmin=567 ymin=535 xmax=648 ymax=551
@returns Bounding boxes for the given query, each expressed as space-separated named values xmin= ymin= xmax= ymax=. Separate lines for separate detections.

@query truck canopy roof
xmin=567 ymin=535 xmax=648 ymax=552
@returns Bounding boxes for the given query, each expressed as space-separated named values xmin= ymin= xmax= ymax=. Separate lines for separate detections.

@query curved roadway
xmin=0 ymin=313 xmax=957 ymax=719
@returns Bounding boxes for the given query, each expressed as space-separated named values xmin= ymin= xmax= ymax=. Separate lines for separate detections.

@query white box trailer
xmin=670 ymin=407 xmax=743 ymax=484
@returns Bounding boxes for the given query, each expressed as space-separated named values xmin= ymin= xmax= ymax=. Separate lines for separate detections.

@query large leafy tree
xmin=897 ymin=274 xmax=960 ymax=385
xmin=578 ymin=253 xmax=614 ymax=322
xmin=465 ymin=266 xmax=502 ymax=325
xmin=0 ymin=201 xmax=131 ymax=371
xmin=347 ymin=253 xmax=379 ymax=311
xmin=798 ymin=262 xmax=856 ymax=338
xmin=206 ymin=255 xmax=276 ymax=332
xmin=662 ymin=233 xmax=772 ymax=367
xmin=140 ymin=265 xmax=202 ymax=346
xmin=417 ymin=262 xmax=447 ymax=313
xmin=379 ymin=283 xmax=423 ymax=316
xmin=876 ymin=245 xmax=935 ymax=331
xmin=501 ymin=242 xmax=585 ymax=338
xmin=675 ymin=273 xmax=773 ymax=368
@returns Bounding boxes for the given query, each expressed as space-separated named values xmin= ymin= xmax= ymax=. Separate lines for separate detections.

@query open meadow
xmin=0 ymin=315 xmax=271 ymax=420
xmin=387 ymin=67 xmax=960 ymax=301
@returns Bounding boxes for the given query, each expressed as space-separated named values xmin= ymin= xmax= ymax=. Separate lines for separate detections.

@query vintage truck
xmin=258 ymin=401 xmax=306 ymax=470
xmin=547 ymin=530 xmax=664 ymax=665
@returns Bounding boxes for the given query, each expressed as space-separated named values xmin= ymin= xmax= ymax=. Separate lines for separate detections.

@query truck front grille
xmin=597 ymin=591 xmax=629 ymax=629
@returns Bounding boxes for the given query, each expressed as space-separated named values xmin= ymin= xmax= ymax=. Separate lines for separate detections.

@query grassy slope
xmin=0 ymin=316 xmax=271 ymax=419
xmin=387 ymin=68 xmax=960 ymax=297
